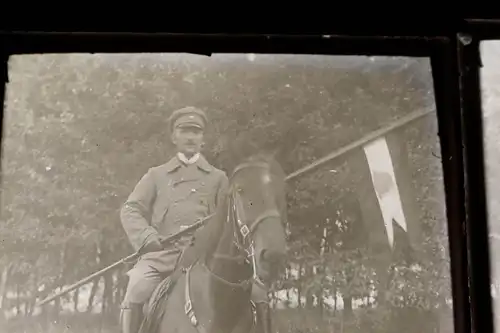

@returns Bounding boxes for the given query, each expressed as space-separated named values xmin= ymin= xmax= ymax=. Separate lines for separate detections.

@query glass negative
xmin=0 ymin=53 xmax=453 ymax=333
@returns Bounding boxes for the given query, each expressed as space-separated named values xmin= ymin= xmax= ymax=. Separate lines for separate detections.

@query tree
xmin=1 ymin=53 xmax=450 ymax=332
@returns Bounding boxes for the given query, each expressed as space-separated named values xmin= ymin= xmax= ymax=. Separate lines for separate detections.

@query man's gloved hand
xmin=140 ymin=233 xmax=164 ymax=254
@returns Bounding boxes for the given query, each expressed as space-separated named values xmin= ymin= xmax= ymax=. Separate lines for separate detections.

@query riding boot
xmin=254 ymin=302 xmax=272 ymax=333
xmin=120 ymin=303 xmax=144 ymax=333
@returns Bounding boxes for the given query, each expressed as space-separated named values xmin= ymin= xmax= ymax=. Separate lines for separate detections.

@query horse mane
xmin=182 ymin=192 xmax=230 ymax=266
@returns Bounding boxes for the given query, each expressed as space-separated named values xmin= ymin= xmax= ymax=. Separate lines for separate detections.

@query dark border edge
xmin=430 ymin=37 xmax=473 ymax=333
xmin=457 ymin=33 xmax=495 ymax=333
xmin=0 ymin=31 xmax=493 ymax=333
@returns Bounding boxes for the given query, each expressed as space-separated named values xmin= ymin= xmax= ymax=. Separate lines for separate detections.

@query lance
xmin=35 ymin=213 xmax=215 ymax=308
xmin=35 ymin=108 xmax=433 ymax=309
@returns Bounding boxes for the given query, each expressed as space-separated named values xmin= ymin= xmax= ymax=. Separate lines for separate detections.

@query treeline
xmin=1 ymin=53 xmax=450 ymax=332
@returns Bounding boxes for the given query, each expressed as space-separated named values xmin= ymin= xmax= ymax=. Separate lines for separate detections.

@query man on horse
xmin=119 ymin=106 xmax=271 ymax=333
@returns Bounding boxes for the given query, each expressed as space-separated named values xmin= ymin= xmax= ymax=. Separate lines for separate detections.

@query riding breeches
xmin=121 ymin=248 xmax=181 ymax=307
xmin=121 ymin=246 xmax=271 ymax=308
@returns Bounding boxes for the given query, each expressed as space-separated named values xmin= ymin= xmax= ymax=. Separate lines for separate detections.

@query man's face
xmin=171 ymin=126 xmax=204 ymax=156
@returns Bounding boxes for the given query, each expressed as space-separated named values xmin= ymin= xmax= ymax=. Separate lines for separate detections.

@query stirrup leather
xmin=184 ymin=265 xmax=208 ymax=333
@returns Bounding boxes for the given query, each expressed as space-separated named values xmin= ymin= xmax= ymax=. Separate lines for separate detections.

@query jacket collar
xmin=163 ymin=153 xmax=213 ymax=173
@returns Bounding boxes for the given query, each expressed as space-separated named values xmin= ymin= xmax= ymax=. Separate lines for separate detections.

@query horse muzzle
xmin=258 ymin=248 xmax=287 ymax=282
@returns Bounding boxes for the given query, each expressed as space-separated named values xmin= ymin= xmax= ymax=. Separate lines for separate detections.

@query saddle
xmin=137 ymin=238 xmax=272 ymax=333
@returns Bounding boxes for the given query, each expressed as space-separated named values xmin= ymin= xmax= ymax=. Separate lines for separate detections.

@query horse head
xmin=223 ymin=153 xmax=289 ymax=288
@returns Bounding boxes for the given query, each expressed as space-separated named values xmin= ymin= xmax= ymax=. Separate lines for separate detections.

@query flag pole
xmin=286 ymin=108 xmax=434 ymax=182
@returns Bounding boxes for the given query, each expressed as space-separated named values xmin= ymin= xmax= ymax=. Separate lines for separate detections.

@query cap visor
xmin=176 ymin=123 xmax=203 ymax=129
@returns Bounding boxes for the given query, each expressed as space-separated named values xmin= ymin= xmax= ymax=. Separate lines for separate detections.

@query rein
xmin=204 ymin=162 xmax=280 ymax=289
xmin=183 ymin=162 xmax=281 ymax=333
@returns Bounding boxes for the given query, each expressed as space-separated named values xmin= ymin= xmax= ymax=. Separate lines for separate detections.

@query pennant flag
xmin=344 ymin=128 xmax=422 ymax=306
xmin=351 ymin=129 xmax=421 ymax=260
xmin=363 ymin=137 xmax=408 ymax=248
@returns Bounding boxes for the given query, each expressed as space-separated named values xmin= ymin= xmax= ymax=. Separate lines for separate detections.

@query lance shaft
xmin=35 ymin=214 xmax=213 ymax=308
xmin=35 ymin=108 xmax=432 ymax=308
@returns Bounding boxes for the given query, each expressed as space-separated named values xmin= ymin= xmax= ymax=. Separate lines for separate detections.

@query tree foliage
xmin=1 ymin=53 xmax=450 ymax=332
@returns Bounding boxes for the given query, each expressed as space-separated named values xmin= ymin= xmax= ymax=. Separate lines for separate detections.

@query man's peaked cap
xmin=168 ymin=106 xmax=208 ymax=132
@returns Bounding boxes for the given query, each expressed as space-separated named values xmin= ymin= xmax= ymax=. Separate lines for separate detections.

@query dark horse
xmin=138 ymin=154 xmax=289 ymax=333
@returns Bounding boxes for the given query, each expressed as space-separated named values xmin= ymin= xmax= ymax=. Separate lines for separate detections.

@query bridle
xmin=183 ymin=162 xmax=282 ymax=331
xmin=207 ymin=162 xmax=281 ymax=288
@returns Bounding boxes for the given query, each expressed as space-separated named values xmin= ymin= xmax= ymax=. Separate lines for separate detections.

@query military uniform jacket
xmin=121 ymin=154 xmax=229 ymax=252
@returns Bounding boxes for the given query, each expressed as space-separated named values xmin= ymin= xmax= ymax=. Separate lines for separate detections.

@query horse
xmin=138 ymin=154 xmax=289 ymax=333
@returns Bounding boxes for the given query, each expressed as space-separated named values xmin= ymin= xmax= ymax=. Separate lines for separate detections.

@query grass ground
xmin=1 ymin=307 xmax=454 ymax=333
xmin=0 ymin=313 xmax=118 ymax=333
xmin=1 ymin=309 xmax=349 ymax=333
